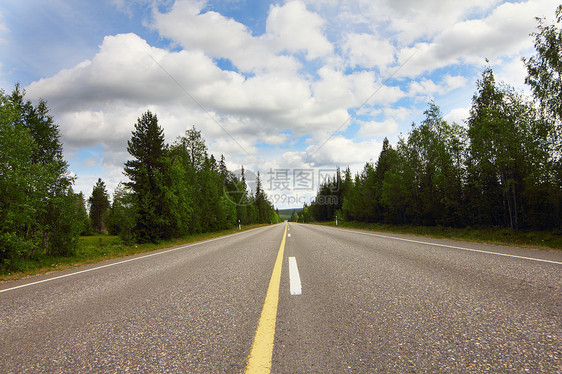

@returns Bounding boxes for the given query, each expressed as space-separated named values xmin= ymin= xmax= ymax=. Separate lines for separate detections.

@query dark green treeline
xmin=106 ymin=112 xmax=279 ymax=244
xmin=309 ymin=68 xmax=560 ymax=230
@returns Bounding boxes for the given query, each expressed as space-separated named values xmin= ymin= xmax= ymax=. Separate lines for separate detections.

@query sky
xmin=0 ymin=0 xmax=559 ymax=208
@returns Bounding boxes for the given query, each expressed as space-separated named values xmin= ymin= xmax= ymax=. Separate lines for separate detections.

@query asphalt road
xmin=1 ymin=223 xmax=561 ymax=373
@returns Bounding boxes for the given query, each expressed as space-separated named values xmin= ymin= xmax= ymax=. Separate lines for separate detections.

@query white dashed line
xmin=288 ymin=257 xmax=302 ymax=295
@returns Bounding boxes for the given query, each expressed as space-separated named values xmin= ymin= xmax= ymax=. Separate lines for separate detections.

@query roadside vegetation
xmin=0 ymin=224 xmax=268 ymax=282
xmin=315 ymin=221 xmax=562 ymax=251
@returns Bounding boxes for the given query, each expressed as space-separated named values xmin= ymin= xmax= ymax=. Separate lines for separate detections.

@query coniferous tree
xmin=88 ymin=178 xmax=110 ymax=233
xmin=76 ymin=192 xmax=92 ymax=236
xmin=255 ymin=172 xmax=267 ymax=223
xmin=124 ymin=110 xmax=168 ymax=243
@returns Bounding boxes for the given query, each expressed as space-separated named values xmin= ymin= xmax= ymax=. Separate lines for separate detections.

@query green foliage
xmin=88 ymin=178 xmax=110 ymax=233
xmin=523 ymin=6 xmax=562 ymax=229
xmin=44 ymin=189 xmax=84 ymax=257
xmin=124 ymin=111 xmax=169 ymax=243
xmin=297 ymin=205 xmax=313 ymax=223
xmin=467 ymin=67 xmax=557 ymax=230
xmin=311 ymin=87 xmax=560 ymax=231
xmin=76 ymin=192 xmax=92 ymax=235
xmin=289 ymin=210 xmax=299 ymax=222
xmin=255 ymin=172 xmax=268 ymax=223
xmin=117 ymin=119 xmax=278 ymax=244
xmin=312 ymin=167 xmax=345 ymax=221
xmin=524 ymin=5 xmax=562 ymax=123
xmin=0 ymin=86 xmax=79 ymax=269
xmin=105 ymin=183 xmax=136 ymax=244
xmin=0 ymin=93 xmax=37 ymax=257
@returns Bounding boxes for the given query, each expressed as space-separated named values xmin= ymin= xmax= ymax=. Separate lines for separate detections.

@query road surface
xmin=1 ymin=223 xmax=560 ymax=372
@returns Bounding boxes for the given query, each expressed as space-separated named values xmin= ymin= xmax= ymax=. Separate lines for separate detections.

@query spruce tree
xmin=124 ymin=110 xmax=168 ymax=243
xmin=88 ymin=178 xmax=110 ymax=233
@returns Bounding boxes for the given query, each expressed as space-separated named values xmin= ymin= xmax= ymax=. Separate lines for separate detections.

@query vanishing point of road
xmin=1 ymin=223 xmax=560 ymax=372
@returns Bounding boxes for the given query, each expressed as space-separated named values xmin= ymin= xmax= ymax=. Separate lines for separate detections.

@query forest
xmin=307 ymin=7 xmax=562 ymax=231
xmin=0 ymin=92 xmax=278 ymax=271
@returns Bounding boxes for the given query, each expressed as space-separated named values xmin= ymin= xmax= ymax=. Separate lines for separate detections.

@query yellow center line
xmin=245 ymin=223 xmax=288 ymax=373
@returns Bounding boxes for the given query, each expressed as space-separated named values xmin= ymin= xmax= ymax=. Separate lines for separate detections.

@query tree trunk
xmin=500 ymin=172 xmax=514 ymax=230
xmin=512 ymin=181 xmax=518 ymax=230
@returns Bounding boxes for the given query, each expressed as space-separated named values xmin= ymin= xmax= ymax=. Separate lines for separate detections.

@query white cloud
xmin=342 ymin=33 xmax=395 ymax=69
xmin=26 ymin=33 xmax=221 ymax=109
xmin=408 ymin=74 xmax=468 ymax=97
xmin=357 ymin=118 xmax=399 ymax=138
xmin=208 ymin=137 xmax=258 ymax=159
xmin=266 ymin=1 xmax=333 ymax=60
xmin=444 ymin=74 xmax=468 ymax=91
xmin=383 ymin=106 xmax=412 ymax=121
xmin=409 ymin=78 xmax=441 ymax=97
xmin=444 ymin=106 xmax=470 ymax=125
xmin=153 ymin=0 xmax=303 ymax=74
xmin=304 ymin=135 xmax=383 ymax=167
xmin=493 ymin=55 xmax=532 ymax=93
xmin=393 ymin=0 xmax=560 ymax=78
xmin=26 ymin=34 xmax=307 ymax=147
xmin=385 ymin=0 xmax=499 ymax=45
xmin=0 ymin=11 xmax=8 ymax=44
xmin=81 ymin=157 xmax=100 ymax=168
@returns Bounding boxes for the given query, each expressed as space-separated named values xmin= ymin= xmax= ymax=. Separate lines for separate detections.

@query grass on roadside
xmin=314 ymin=221 xmax=562 ymax=251
xmin=0 ymin=224 xmax=269 ymax=282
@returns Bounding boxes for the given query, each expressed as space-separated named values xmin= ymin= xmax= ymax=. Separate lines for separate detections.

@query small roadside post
xmin=238 ymin=219 xmax=241 ymax=231
xmin=335 ymin=215 xmax=338 ymax=226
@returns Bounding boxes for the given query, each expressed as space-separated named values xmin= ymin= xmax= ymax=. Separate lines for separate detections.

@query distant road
xmin=1 ymin=223 xmax=560 ymax=372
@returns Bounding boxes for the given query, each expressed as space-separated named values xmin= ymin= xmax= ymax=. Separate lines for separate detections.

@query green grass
xmin=0 ymin=224 xmax=269 ymax=282
xmin=314 ymin=221 xmax=562 ymax=251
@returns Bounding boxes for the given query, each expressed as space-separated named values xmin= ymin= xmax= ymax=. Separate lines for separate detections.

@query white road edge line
xmin=331 ymin=227 xmax=562 ymax=265
xmin=288 ymin=257 xmax=302 ymax=295
xmin=0 ymin=225 xmax=276 ymax=295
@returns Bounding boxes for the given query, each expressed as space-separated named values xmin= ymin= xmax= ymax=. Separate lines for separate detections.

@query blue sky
xmin=0 ymin=0 xmax=558 ymax=208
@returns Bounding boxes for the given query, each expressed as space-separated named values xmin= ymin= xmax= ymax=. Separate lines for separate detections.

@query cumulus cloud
xmin=153 ymin=0 xmax=327 ymax=74
xmin=304 ymin=135 xmax=383 ymax=167
xmin=493 ymin=55 xmax=532 ymax=92
xmin=357 ymin=118 xmax=399 ymax=138
xmin=342 ymin=33 xmax=395 ymax=70
xmin=408 ymin=74 xmax=468 ymax=98
xmin=394 ymin=0 xmax=560 ymax=77
xmin=444 ymin=106 xmax=471 ymax=125
xmin=266 ymin=1 xmax=333 ymax=59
